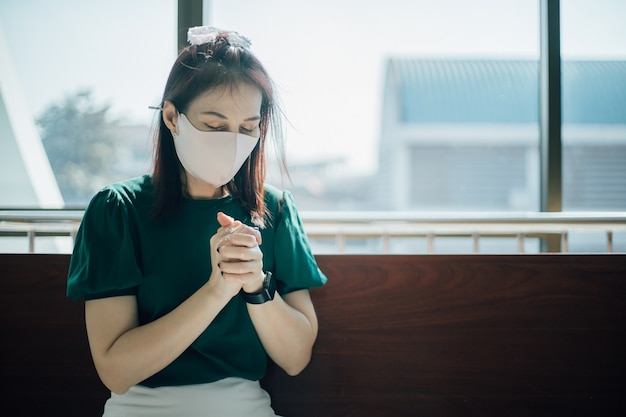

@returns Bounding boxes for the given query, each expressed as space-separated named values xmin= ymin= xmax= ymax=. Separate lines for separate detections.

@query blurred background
xmin=1 ymin=0 xmax=625 ymax=253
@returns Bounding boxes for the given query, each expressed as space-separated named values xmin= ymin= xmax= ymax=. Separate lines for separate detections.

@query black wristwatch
xmin=242 ymin=271 xmax=276 ymax=304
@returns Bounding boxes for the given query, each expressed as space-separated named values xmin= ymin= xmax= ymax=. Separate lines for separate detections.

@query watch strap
xmin=242 ymin=271 xmax=275 ymax=304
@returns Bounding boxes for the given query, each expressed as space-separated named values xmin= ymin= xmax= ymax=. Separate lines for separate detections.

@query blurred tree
xmin=37 ymin=89 xmax=121 ymax=205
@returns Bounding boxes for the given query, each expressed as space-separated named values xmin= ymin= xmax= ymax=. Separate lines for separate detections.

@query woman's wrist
xmin=242 ymin=271 xmax=266 ymax=294
xmin=203 ymin=272 xmax=240 ymax=304
xmin=242 ymin=272 xmax=276 ymax=304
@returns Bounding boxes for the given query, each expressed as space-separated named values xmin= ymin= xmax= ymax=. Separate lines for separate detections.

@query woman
xmin=66 ymin=26 xmax=327 ymax=417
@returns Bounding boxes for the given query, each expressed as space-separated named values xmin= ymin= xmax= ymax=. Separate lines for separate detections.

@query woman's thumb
xmin=217 ymin=211 xmax=235 ymax=227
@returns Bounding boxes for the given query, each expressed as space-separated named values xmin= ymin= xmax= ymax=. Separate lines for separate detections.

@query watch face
xmin=265 ymin=271 xmax=275 ymax=292
xmin=263 ymin=271 xmax=276 ymax=300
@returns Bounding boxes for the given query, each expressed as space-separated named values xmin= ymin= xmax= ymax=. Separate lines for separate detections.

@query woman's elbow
xmin=94 ymin=362 xmax=134 ymax=395
xmin=109 ymin=384 xmax=131 ymax=396
xmin=100 ymin=373 xmax=133 ymax=395
xmin=283 ymin=350 xmax=312 ymax=376
xmin=285 ymin=365 xmax=306 ymax=377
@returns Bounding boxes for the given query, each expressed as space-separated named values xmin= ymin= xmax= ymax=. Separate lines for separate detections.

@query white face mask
xmin=172 ymin=113 xmax=259 ymax=187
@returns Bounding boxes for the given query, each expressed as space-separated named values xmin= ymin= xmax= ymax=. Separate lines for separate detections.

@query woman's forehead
xmin=191 ymin=83 xmax=262 ymax=116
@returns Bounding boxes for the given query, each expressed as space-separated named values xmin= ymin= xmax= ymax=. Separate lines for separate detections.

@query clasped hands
xmin=208 ymin=211 xmax=265 ymax=299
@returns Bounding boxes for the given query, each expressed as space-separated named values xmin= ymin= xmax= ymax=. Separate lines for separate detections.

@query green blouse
xmin=66 ymin=174 xmax=327 ymax=387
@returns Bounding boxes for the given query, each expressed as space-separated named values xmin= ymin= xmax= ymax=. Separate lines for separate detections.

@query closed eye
xmin=240 ymin=125 xmax=260 ymax=136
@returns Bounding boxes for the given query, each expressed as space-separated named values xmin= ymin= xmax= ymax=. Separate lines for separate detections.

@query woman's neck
xmin=184 ymin=173 xmax=227 ymax=199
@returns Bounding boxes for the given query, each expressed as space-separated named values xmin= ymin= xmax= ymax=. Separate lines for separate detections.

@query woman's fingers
xmin=212 ymin=212 xmax=264 ymax=291
xmin=216 ymin=212 xmax=262 ymax=245
xmin=218 ymin=243 xmax=261 ymax=262
xmin=218 ymin=257 xmax=263 ymax=276
xmin=218 ymin=259 xmax=265 ymax=293
xmin=216 ymin=227 xmax=262 ymax=253
xmin=218 ymin=250 xmax=262 ymax=278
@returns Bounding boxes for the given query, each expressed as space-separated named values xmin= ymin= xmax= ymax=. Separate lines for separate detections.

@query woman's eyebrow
xmin=200 ymin=111 xmax=228 ymax=119
xmin=200 ymin=111 xmax=260 ymax=122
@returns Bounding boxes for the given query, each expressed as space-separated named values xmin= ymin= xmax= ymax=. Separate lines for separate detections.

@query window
xmin=1 ymin=0 xmax=624 ymax=254
xmin=561 ymin=0 xmax=626 ymax=211
xmin=0 ymin=0 xmax=176 ymax=207
xmin=213 ymin=0 xmax=540 ymax=212
xmin=560 ymin=0 xmax=626 ymax=252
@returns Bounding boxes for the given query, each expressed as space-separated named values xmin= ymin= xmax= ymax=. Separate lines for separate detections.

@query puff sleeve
xmin=271 ymin=190 xmax=328 ymax=294
xmin=66 ymin=187 xmax=143 ymax=301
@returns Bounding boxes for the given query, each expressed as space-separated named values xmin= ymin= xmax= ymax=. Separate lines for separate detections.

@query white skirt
xmin=102 ymin=377 xmax=282 ymax=417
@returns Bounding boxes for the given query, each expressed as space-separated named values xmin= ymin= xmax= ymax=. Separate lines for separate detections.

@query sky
xmin=1 ymin=0 xmax=625 ymax=175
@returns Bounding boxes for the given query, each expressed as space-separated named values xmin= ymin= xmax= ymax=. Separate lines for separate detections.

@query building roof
xmin=387 ymin=59 xmax=626 ymax=124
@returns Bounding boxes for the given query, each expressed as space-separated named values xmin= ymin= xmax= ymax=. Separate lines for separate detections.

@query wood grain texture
xmin=1 ymin=253 xmax=625 ymax=416
xmin=0 ymin=254 xmax=108 ymax=415
xmin=264 ymin=255 xmax=626 ymax=416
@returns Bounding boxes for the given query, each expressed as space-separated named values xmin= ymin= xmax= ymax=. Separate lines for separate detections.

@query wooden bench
xmin=1 ymin=253 xmax=625 ymax=416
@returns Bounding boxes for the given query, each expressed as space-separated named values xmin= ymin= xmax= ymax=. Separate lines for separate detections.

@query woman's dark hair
xmin=152 ymin=30 xmax=284 ymax=226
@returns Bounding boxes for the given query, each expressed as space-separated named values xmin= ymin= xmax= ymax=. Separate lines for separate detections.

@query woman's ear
xmin=162 ymin=101 xmax=178 ymax=134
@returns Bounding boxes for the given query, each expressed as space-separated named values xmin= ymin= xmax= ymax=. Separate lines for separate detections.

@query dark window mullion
xmin=177 ymin=0 xmax=204 ymax=52
xmin=539 ymin=0 xmax=562 ymax=252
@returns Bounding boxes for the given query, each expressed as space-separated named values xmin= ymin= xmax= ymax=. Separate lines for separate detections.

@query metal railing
xmin=1 ymin=209 xmax=625 ymax=254
xmin=300 ymin=211 xmax=626 ymax=254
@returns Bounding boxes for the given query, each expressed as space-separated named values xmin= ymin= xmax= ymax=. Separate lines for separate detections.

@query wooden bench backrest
xmin=1 ymin=253 xmax=625 ymax=416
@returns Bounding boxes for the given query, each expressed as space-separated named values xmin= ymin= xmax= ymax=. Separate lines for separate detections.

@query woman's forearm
xmin=86 ymin=281 xmax=232 ymax=394
xmin=246 ymin=289 xmax=318 ymax=375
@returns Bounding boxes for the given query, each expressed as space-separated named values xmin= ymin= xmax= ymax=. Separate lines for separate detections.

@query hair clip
xmin=187 ymin=26 xmax=251 ymax=49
